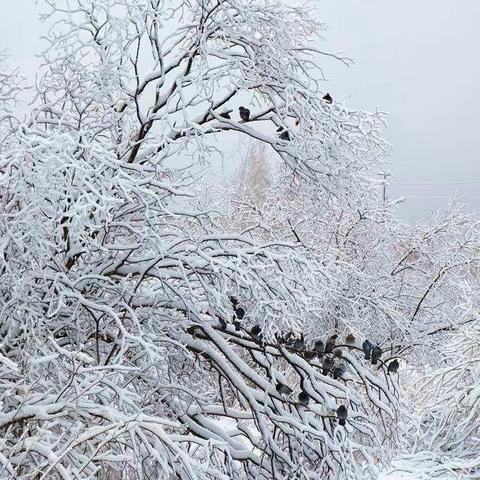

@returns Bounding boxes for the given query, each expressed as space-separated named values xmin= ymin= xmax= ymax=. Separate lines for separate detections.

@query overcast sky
xmin=2 ymin=1 xmax=480 ymax=222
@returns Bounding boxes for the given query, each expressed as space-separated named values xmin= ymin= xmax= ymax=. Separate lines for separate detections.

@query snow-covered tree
xmin=0 ymin=1 xmax=427 ymax=479
xmin=409 ymin=321 xmax=480 ymax=479
xmin=225 ymin=151 xmax=480 ymax=478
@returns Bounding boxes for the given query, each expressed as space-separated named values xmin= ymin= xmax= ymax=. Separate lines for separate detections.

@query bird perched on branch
xmin=336 ymin=405 xmax=348 ymax=426
xmin=276 ymin=382 xmax=293 ymax=396
xmin=294 ymin=337 xmax=305 ymax=351
xmin=333 ymin=363 xmax=347 ymax=379
xmin=345 ymin=334 xmax=356 ymax=347
xmin=250 ymin=325 xmax=263 ymax=342
xmin=387 ymin=359 xmax=399 ymax=374
xmin=276 ymin=331 xmax=293 ymax=346
xmin=303 ymin=350 xmax=316 ymax=360
xmin=323 ymin=93 xmax=333 ymax=104
xmin=230 ymin=297 xmax=244 ymax=329
xmin=362 ymin=339 xmax=373 ymax=360
xmin=322 ymin=356 xmax=334 ymax=375
xmin=325 ymin=334 xmax=338 ymax=353
xmin=298 ymin=390 xmax=310 ymax=406
xmin=239 ymin=106 xmax=250 ymax=121
xmin=234 ymin=306 xmax=245 ymax=320
xmin=279 ymin=129 xmax=291 ymax=141
xmin=371 ymin=346 xmax=383 ymax=365
xmin=314 ymin=340 xmax=325 ymax=355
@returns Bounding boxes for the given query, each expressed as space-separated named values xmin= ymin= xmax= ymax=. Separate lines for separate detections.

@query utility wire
xmin=391 ymin=180 xmax=480 ymax=186
xmin=404 ymin=195 xmax=480 ymax=199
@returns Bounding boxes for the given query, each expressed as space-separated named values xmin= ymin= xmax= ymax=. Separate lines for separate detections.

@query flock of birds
xmin=221 ymin=296 xmax=400 ymax=427
xmin=209 ymin=92 xmax=397 ymax=427
xmin=217 ymin=93 xmax=334 ymax=142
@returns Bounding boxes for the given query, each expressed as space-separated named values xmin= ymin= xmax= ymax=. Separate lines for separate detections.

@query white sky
xmin=317 ymin=0 xmax=480 ymax=220
xmin=2 ymin=1 xmax=480 ymax=222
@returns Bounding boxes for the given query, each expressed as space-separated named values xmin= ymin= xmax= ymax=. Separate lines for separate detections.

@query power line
xmin=391 ymin=180 xmax=480 ymax=186
xmin=400 ymin=195 xmax=480 ymax=199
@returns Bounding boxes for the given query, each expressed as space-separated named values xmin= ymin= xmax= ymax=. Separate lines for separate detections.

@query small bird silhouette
xmin=387 ymin=359 xmax=399 ymax=374
xmin=294 ymin=338 xmax=305 ymax=351
xmin=345 ymin=334 xmax=356 ymax=346
xmin=322 ymin=356 xmax=334 ymax=375
xmin=323 ymin=93 xmax=333 ymax=104
xmin=333 ymin=363 xmax=347 ymax=379
xmin=336 ymin=405 xmax=348 ymax=426
xmin=279 ymin=129 xmax=291 ymax=141
xmin=230 ymin=296 xmax=238 ymax=308
xmin=279 ymin=332 xmax=294 ymax=346
xmin=314 ymin=340 xmax=325 ymax=354
xmin=362 ymin=340 xmax=373 ymax=360
xmin=371 ymin=346 xmax=383 ymax=365
xmin=325 ymin=334 xmax=338 ymax=353
xmin=276 ymin=382 xmax=293 ymax=396
xmin=235 ymin=306 xmax=245 ymax=320
xmin=298 ymin=391 xmax=310 ymax=406
xmin=250 ymin=325 xmax=262 ymax=342
xmin=239 ymin=106 xmax=250 ymax=122
xmin=303 ymin=350 xmax=316 ymax=360
xmin=220 ymin=110 xmax=231 ymax=119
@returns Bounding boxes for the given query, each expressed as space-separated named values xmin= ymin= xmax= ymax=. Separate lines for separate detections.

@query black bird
xmin=250 ymin=325 xmax=262 ymax=342
xmin=362 ymin=340 xmax=373 ymax=360
xmin=345 ymin=334 xmax=356 ymax=347
xmin=303 ymin=350 xmax=316 ymax=361
xmin=294 ymin=338 xmax=305 ymax=351
xmin=298 ymin=390 xmax=310 ymax=406
xmin=314 ymin=340 xmax=325 ymax=355
xmin=323 ymin=93 xmax=333 ymax=104
xmin=279 ymin=129 xmax=291 ymax=141
xmin=285 ymin=339 xmax=295 ymax=352
xmin=276 ymin=332 xmax=291 ymax=345
xmin=325 ymin=334 xmax=338 ymax=353
xmin=371 ymin=346 xmax=383 ymax=365
xmin=230 ymin=296 xmax=239 ymax=308
xmin=336 ymin=405 xmax=348 ymax=426
xmin=387 ymin=359 xmax=399 ymax=375
xmin=284 ymin=332 xmax=294 ymax=344
xmin=235 ymin=306 xmax=245 ymax=320
xmin=220 ymin=110 xmax=231 ymax=119
xmin=333 ymin=363 xmax=347 ymax=379
xmin=276 ymin=382 xmax=293 ymax=396
xmin=239 ymin=106 xmax=250 ymax=122
xmin=322 ymin=356 xmax=334 ymax=375
xmin=233 ymin=320 xmax=242 ymax=331
xmin=333 ymin=348 xmax=343 ymax=358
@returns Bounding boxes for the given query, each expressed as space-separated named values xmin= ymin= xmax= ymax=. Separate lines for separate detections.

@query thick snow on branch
xmin=0 ymin=1 xmax=478 ymax=479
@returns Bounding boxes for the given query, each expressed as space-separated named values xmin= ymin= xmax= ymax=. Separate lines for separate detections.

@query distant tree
xmin=230 ymin=141 xmax=272 ymax=231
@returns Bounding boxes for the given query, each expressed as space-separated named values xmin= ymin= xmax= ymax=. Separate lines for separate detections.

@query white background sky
xmin=2 ymin=1 xmax=480 ymax=222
